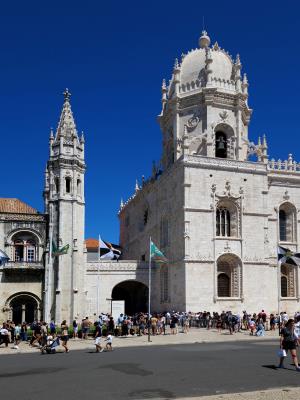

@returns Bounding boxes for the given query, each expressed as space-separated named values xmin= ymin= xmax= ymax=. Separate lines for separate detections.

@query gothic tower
xmin=44 ymin=89 xmax=86 ymax=323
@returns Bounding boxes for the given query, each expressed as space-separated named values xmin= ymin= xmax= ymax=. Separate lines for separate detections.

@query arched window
xmin=215 ymin=131 xmax=227 ymax=158
xmin=55 ymin=177 xmax=60 ymax=194
xmin=160 ymin=266 xmax=169 ymax=303
xmin=217 ymin=254 xmax=241 ymax=298
xmin=160 ymin=217 xmax=169 ymax=248
xmin=281 ymin=276 xmax=288 ymax=298
xmin=279 ymin=203 xmax=296 ymax=242
xmin=216 ymin=208 xmax=231 ymax=236
xmin=281 ymin=264 xmax=296 ymax=297
xmin=65 ymin=177 xmax=71 ymax=194
xmin=77 ymin=179 xmax=81 ymax=196
xmin=218 ymin=273 xmax=230 ymax=297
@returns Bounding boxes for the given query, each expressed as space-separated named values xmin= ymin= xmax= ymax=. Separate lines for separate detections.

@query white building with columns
xmin=1 ymin=30 xmax=300 ymax=323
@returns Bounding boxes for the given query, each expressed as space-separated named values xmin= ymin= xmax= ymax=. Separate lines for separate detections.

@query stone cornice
xmin=184 ymin=207 xmax=212 ymax=213
xmin=0 ymin=213 xmax=46 ymax=222
xmin=183 ymin=155 xmax=267 ymax=174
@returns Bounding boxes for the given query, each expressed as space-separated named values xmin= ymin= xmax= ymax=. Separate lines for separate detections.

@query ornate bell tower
xmin=44 ymin=89 xmax=86 ymax=323
xmin=158 ymin=31 xmax=260 ymax=168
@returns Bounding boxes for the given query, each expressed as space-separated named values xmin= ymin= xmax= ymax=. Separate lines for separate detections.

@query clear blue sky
xmin=1 ymin=1 xmax=299 ymax=243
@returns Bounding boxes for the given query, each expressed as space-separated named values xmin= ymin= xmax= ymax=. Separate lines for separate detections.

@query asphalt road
xmin=1 ymin=340 xmax=299 ymax=399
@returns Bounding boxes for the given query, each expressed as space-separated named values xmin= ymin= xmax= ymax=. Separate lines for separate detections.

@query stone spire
xmin=55 ymin=89 xmax=78 ymax=140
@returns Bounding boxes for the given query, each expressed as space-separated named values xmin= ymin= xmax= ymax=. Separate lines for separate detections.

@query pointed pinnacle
xmin=120 ymin=198 xmax=124 ymax=208
xmin=174 ymin=58 xmax=179 ymax=70
xmin=135 ymin=179 xmax=139 ymax=192
xmin=162 ymin=79 xmax=167 ymax=90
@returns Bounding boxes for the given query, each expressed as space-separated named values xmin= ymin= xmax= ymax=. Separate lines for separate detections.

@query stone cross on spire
xmin=63 ymin=88 xmax=71 ymax=102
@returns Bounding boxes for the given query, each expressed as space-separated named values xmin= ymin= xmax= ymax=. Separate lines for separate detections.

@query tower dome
xmin=180 ymin=34 xmax=234 ymax=89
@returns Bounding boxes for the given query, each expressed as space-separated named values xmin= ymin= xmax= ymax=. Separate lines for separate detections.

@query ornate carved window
xmin=216 ymin=200 xmax=238 ymax=237
xmin=160 ymin=217 xmax=169 ymax=248
xmin=281 ymin=264 xmax=296 ymax=297
xmin=215 ymin=131 xmax=227 ymax=158
xmin=279 ymin=203 xmax=296 ymax=242
xmin=217 ymin=254 xmax=241 ymax=298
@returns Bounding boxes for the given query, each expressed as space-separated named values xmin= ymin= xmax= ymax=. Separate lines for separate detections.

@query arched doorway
xmin=112 ymin=281 xmax=148 ymax=315
xmin=8 ymin=293 xmax=40 ymax=324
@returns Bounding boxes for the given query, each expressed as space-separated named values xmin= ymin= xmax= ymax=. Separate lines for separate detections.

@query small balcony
xmin=2 ymin=261 xmax=44 ymax=273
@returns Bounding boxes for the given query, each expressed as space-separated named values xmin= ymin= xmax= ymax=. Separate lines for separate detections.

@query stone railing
xmin=2 ymin=261 xmax=44 ymax=270
xmin=268 ymin=154 xmax=300 ymax=173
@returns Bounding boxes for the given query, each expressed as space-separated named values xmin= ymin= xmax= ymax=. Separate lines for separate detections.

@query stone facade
xmin=119 ymin=31 xmax=300 ymax=315
xmin=1 ymin=30 xmax=300 ymax=322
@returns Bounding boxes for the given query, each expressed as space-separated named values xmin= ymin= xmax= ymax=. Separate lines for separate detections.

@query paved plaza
xmin=1 ymin=328 xmax=300 ymax=399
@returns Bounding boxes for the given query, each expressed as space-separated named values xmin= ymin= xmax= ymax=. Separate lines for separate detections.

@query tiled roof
xmin=0 ymin=198 xmax=39 ymax=214
xmin=85 ymin=238 xmax=99 ymax=249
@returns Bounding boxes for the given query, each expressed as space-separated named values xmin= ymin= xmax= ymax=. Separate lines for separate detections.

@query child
xmin=105 ymin=333 xmax=113 ymax=351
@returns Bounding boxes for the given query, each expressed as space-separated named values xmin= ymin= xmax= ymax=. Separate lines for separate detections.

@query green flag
xmin=52 ymin=241 xmax=69 ymax=257
xmin=150 ymin=241 xmax=167 ymax=263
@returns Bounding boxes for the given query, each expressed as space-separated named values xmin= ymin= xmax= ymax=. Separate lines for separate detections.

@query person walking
xmin=278 ymin=318 xmax=300 ymax=371
xmin=105 ymin=333 xmax=113 ymax=351
xmin=61 ymin=320 xmax=70 ymax=353
xmin=94 ymin=323 xmax=103 ymax=353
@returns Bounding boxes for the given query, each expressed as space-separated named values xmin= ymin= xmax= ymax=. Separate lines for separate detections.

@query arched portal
xmin=7 ymin=293 xmax=40 ymax=324
xmin=111 ymin=281 xmax=148 ymax=315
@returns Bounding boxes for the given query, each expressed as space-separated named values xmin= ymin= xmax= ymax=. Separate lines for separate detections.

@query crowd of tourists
xmin=1 ymin=309 xmax=300 ymax=358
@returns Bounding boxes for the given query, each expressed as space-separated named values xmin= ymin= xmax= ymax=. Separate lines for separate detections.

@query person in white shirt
xmin=105 ymin=334 xmax=113 ymax=351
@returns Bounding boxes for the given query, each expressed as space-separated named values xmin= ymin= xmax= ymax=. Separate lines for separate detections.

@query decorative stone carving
xmin=187 ymin=115 xmax=200 ymax=131
xmin=219 ymin=110 xmax=228 ymax=121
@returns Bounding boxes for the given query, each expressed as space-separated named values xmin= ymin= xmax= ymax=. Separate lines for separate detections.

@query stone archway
xmin=111 ymin=281 xmax=148 ymax=315
xmin=6 ymin=293 xmax=41 ymax=324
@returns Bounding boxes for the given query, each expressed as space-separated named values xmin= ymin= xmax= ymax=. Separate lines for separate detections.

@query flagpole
xmin=97 ymin=234 xmax=100 ymax=317
xmin=148 ymin=236 xmax=151 ymax=343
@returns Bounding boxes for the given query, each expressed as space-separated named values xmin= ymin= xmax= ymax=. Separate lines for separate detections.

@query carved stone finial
xmin=199 ymin=30 xmax=211 ymax=48
xmin=235 ymin=54 xmax=241 ymax=66
xmin=211 ymin=184 xmax=216 ymax=193
xmin=120 ymin=198 xmax=124 ymax=209
xmin=174 ymin=58 xmax=179 ymax=70
xmin=50 ymin=127 xmax=54 ymax=139
xmin=213 ymin=41 xmax=220 ymax=51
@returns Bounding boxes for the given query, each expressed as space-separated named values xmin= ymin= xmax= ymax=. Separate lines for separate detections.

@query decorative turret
xmin=173 ymin=58 xmax=180 ymax=95
xmin=235 ymin=54 xmax=242 ymax=92
xmin=161 ymin=79 xmax=167 ymax=110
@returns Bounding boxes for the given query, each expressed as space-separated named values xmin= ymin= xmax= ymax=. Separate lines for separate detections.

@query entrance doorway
xmin=9 ymin=294 xmax=39 ymax=324
xmin=112 ymin=281 xmax=148 ymax=315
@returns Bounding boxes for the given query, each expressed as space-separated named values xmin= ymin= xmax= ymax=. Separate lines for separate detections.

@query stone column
xmin=21 ymin=304 xmax=26 ymax=323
